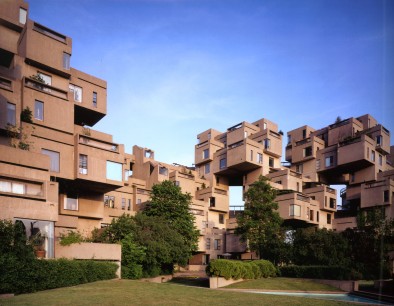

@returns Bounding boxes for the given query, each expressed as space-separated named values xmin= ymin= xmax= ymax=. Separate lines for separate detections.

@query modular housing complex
xmin=1 ymin=0 xmax=393 ymax=267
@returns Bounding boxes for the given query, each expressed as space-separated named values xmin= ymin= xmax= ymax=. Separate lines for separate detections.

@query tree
xmin=291 ymin=227 xmax=350 ymax=267
xmin=342 ymin=208 xmax=394 ymax=279
xmin=143 ymin=180 xmax=199 ymax=256
xmin=235 ymin=176 xmax=283 ymax=259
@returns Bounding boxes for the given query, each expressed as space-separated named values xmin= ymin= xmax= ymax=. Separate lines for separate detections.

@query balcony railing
xmin=79 ymin=136 xmax=118 ymax=152
xmin=25 ymin=78 xmax=68 ymax=100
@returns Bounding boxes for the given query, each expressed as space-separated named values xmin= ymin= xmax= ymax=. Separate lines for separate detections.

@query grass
xmin=1 ymin=279 xmax=361 ymax=306
xmin=225 ymin=277 xmax=341 ymax=291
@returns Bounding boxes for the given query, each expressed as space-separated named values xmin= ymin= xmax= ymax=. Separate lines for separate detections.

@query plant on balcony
xmin=20 ymin=106 xmax=33 ymax=123
xmin=29 ymin=73 xmax=45 ymax=84
xmin=59 ymin=230 xmax=85 ymax=246
xmin=5 ymin=123 xmax=33 ymax=151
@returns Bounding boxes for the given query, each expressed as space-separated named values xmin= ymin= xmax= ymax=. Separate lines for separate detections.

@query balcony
xmin=24 ymin=77 xmax=68 ymax=100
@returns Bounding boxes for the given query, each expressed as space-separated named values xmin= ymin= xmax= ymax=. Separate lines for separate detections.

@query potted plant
xmin=30 ymin=232 xmax=46 ymax=258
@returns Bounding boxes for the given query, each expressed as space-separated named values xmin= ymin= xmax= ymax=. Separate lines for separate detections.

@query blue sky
xmin=29 ymin=0 xmax=393 ymax=173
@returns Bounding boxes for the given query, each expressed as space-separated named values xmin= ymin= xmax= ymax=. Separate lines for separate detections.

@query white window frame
xmin=69 ymin=84 xmax=83 ymax=102
xmin=19 ymin=7 xmax=27 ymax=24
xmin=7 ymin=102 xmax=16 ymax=126
xmin=64 ymin=196 xmax=78 ymax=211
xmin=290 ymin=204 xmax=301 ymax=217
xmin=63 ymin=52 xmax=70 ymax=70
xmin=34 ymin=100 xmax=44 ymax=121
xmin=79 ymin=154 xmax=88 ymax=175
xmin=41 ymin=149 xmax=60 ymax=172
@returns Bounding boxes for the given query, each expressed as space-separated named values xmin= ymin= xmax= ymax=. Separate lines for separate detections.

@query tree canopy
xmin=143 ymin=180 xmax=199 ymax=255
xmin=235 ymin=176 xmax=283 ymax=259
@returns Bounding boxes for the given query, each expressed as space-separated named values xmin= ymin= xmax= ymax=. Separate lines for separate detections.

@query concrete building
xmin=1 ymin=0 xmax=393 ymax=268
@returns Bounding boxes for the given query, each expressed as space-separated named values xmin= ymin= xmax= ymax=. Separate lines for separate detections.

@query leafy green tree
xmin=291 ymin=227 xmax=350 ymax=267
xmin=235 ymin=176 xmax=283 ymax=259
xmin=342 ymin=208 xmax=394 ymax=279
xmin=143 ymin=180 xmax=199 ymax=256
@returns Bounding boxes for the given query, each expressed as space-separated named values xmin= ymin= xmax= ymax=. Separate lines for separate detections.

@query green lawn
xmin=225 ymin=277 xmax=340 ymax=291
xmin=1 ymin=279 xmax=360 ymax=306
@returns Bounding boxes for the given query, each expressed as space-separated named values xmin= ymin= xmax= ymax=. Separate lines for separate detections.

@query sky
xmin=29 ymin=0 xmax=393 ymax=204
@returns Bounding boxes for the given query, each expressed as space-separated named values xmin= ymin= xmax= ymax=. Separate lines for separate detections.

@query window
xmin=257 ymin=153 xmax=263 ymax=164
xmin=379 ymin=155 xmax=383 ymax=166
xmin=384 ymin=190 xmax=389 ymax=202
xmin=351 ymin=173 xmax=355 ymax=182
xmin=327 ymin=213 xmax=332 ymax=224
xmin=19 ymin=7 xmax=27 ymax=24
xmin=121 ymin=198 xmax=126 ymax=210
xmin=325 ymin=156 xmax=334 ymax=168
xmin=79 ymin=154 xmax=88 ymax=174
xmin=127 ymin=199 xmax=131 ymax=210
xmin=310 ymin=210 xmax=314 ymax=221
xmin=64 ymin=196 xmax=78 ymax=210
xmin=269 ymin=157 xmax=274 ymax=167
xmin=214 ymin=239 xmax=221 ymax=250
xmin=330 ymin=198 xmax=336 ymax=209
xmin=38 ymin=72 xmax=51 ymax=85
xmin=302 ymin=129 xmax=306 ymax=139
xmin=106 ymin=161 xmax=122 ymax=181
xmin=296 ymin=164 xmax=303 ymax=174
xmin=263 ymin=122 xmax=267 ymax=130
xmin=219 ymin=214 xmax=224 ymax=224
xmin=304 ymin=146 xmax=312 ymax=157
xmin=137 ymin=199 xmax=141 ymax=204
xmin=69 ymin=84 xmax=82 ymax=102
xmin=0 ymin=179 xmax=42 ymax=196
xmin=41 ymin=149 xmax=60 ymax=172
xmin=290 ymin=204 xmax=301 ymax=217
xmin=63 ymin=53 xmax=70 ymax=70
xmin=264 ymin=138 xmax=271 ymax=149
xmin=367 ymin=148 xmax=370 ymax=159
xmin=206 ymin=238 xmax=211 ymax=250
xmin=203 ymin=149 xmax=209 ymax=159
xmin=371 ymin=150 xmax=375 ymax=162
xmin=7 ymin=102 xmax=16 ymax=126
xmin=159 ymin=166 xmax=168 ymax=176
xmin=209 ymin=197 xmax=215 ymax=207
xmin=208 ymin=132 xmax=211 ymax=140
xmin=317 ymin=211 xmax=319 ymax=222
xmin=34 ymin=100 xmax=44 ymax=121
xmin=104 ymin=195 xmax=115 ymax=208
xmin=174 ymin=180 xmax=180 ymax=187
xmin=287 ymin=135 xmax=292 ymax=144
xmin=376 ymin=135 xmax=382 ymax=146
xmin=205 ymin=163 xmax=210 ymax=174
xmin=93 ymin=92 xmax=97 ymax=107
xmin=219 ymin=158 xmax=226 ymax=169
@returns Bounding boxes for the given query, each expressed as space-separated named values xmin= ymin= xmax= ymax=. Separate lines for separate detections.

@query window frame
xmin=34 ymin=100 xmax=44 ymax=121
xmin=7 ymin=102 xmax=16 ymax=126
xmin=41 ymin=149 xmax=60 ymax=172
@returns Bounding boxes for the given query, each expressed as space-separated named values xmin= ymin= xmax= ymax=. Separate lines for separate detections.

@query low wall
xmin=209 ymin=277 xmax=244 ymax=289
xmin=188 ymin=264 xmax=207 ymax=272
xmin=55 ymin=242 xmax=121 ymax=278
xmin=312 ymin=279 xmax=359 ymax=292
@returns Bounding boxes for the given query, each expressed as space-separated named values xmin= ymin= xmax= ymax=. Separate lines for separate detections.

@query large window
xmin=7 ymin=102 xmax=16 ymax=126
xmin=19 ymin=7 xmax=27 ymax=24
xmin=219 ymin=214 xmax=224 ymax=224
xmin=64 ymin=196 xmax=78 ymax=210
xmin=325 ymin=156 xmax=334 ymax=168
xmin=69 ymin=84 xmax=82 ymax=102
xmin=38 ymin=72 xmax=51 ymax=85
xmin=159 ymin=166 xmax=168 ymax=176
xmin=121 ymin=198 xmax=126 ymax=210
xmin=206 ymin=238 xmax=211 ymax=250
xmin=0 ymin=179 xmax=42 ymax=196
xmin=304 ymin=146 xmax=312 ymax=157
xmin=203 ymin=149 xmax=209 ymax=159
xmin=106 ymin=161 xmax=122 ymax=181
xmin=214 ymin=239 xmax=221 ymax=250
xmin=327 ymin=213 xmax=332 ymax=224
xmin=219 ymin=158 xmax=226 ymax=169
xmin=264 ymin=138 xmax=271 ymax=149
xmin=371 ymin=150 xmax=375 ymax=162
xmin=269 ymin=157 xmax=274 ymax=167
xmin=63 ymin=53 xmax=70 ymax=70
xmin=104 ymin=195 xmax=115 ymax=208
xmin=257 ymin=153 xmax=263 ymax=164
xmin=205 ymin=163 xmax=210 ymax=174
xmin=290 ymin=204 xmax=301 ymax=217
xmin=296 ymin=164 xmax=303 ymax=173
xmin=79 ymin=154 xmax=88 ymax=175
xmin=34 ymin=100 xmax=44 ymax=121
xmin=41 ymin=149 xmax=60 ymax=172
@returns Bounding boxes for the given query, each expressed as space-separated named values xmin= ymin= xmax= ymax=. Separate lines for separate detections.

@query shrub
xmin=206 ymin=259 xmax=277 ymax=280
xmin=59 ymin=230 xmax=85 ymax=246
xmin=279 ymin=265 xmax=362 ymax=280
xmin=0 ymin=258 xmax=118 ymax=294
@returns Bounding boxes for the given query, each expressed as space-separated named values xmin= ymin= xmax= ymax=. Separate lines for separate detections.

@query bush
xmin=0 ymin=257 xmax=118 ymax=294
xmin=279 ymin=265 xmax=362 ymax=280
xmin=206 ymin=259 xmax=277 ymax=280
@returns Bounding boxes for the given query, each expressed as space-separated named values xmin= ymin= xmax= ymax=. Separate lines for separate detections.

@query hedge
xmin=0 ymin=255 xmax=118 ymax=294
xmin=206 ymin=259 xmax=277 ymax=280
xmin=279 ymin=265 xmax=362 ymax=280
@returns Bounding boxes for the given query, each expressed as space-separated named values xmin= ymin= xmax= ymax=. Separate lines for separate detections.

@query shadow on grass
xmin=170 ymin=276 xmax=210 ymax=288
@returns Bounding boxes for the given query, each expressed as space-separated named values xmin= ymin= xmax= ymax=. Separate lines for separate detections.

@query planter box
xmin=209 ymin=276 xmax=244 ymax=289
